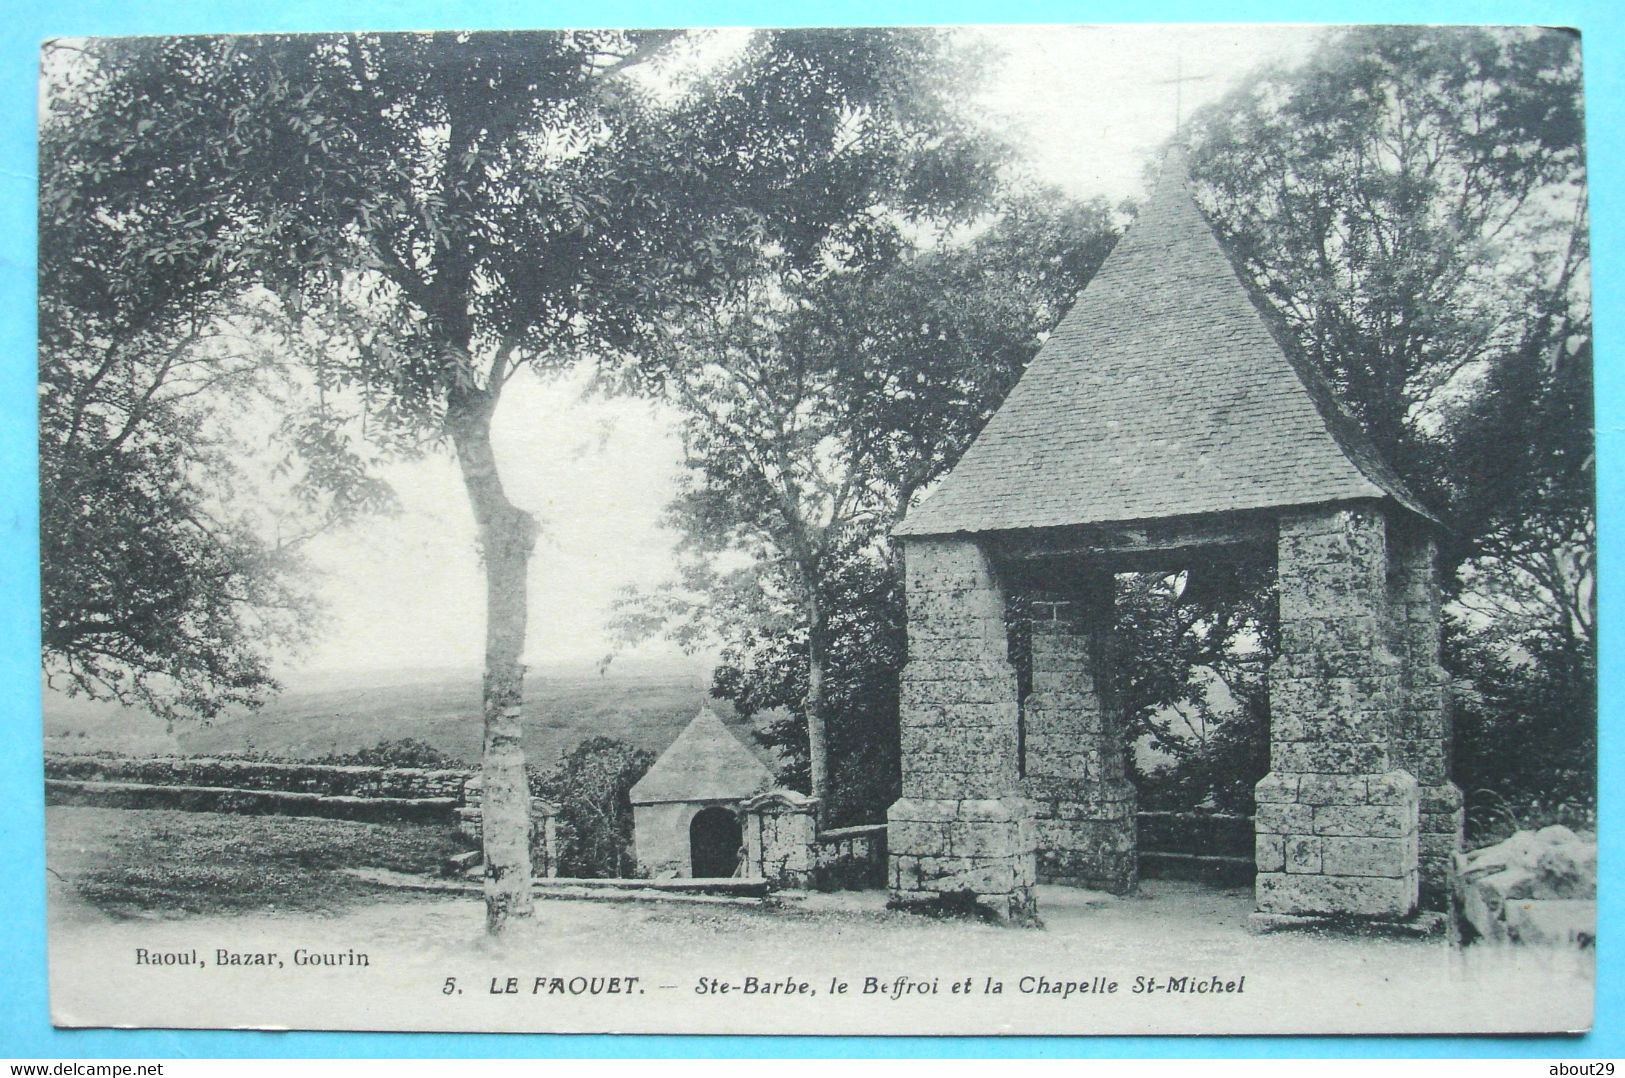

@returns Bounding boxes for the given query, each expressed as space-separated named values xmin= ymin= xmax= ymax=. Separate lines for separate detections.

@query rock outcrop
xmin=1453 ymin=825 xmax=1596 ymax=946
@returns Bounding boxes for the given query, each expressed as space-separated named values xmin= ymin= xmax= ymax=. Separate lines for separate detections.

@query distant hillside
xmin=43 ymin=670 xmax=781 ymax=774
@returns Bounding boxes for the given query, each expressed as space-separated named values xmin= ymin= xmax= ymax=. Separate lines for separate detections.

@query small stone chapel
xmin=631 ymin=706 xmax=774 ymax=879
xmin=887 ymin=149 xmax=1464 ymax=927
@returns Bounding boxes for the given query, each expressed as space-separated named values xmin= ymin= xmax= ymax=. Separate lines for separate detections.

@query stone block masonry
xmin=456 ymin=776 xmax=561 ymax=878
xmin=741 ymin=791 xmax=889 ymax=890
xmin=888 ymin=537 xmax=1038 ymax=924
xmin=743 ymin=790 xmax=821 ymax=885
xmin=1386 ymin=526 xmax=1465 ymax=910
xmin=1256 ymin=506 xmax=1420 ymax=921
xmin=885 ymin=150 xmax=1462 ymax=932
xmin=1019 ymin=575 xmax=1136 ymax=893
xmin=44 ymin=754 xmax=472 ymax=799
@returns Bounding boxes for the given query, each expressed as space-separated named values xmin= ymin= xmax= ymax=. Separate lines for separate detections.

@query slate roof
xmin=894 ymin=147 xmax=1431 ymax=539
xmin=630 ymin=706 xmax=774 ymax=806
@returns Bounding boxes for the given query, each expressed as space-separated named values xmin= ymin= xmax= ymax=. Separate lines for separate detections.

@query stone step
xmin=343 ymin=869 xmax=780 ymax=906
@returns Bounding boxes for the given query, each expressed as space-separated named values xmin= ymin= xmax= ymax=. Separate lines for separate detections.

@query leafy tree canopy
xmin=1181 ymin=25 xmax=1591 ymax=820
xmin=616 ymin=194 xmax=1120 ymax=819
xmin=43 ymin=27 xmax=1013 ymax=924
xmin=40 ymin=40 xmax=396 ymax=721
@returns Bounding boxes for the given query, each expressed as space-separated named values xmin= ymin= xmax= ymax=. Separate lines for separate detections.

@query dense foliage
xmin=1186 ymin=25 xmax=1591 ymax=827
xmin=1111 ymin=560 xmax=1277 ymax=815
xmin=39 ymin=40 xmax=395 ymax=721
xmin=629 ymin=26 xmax=1591 ymax=836
xmin=531 ymin=737 xmax=655 ymax=878
xmin=616 ymin=196 xmax=1119 ymax=823
xmin=43 ymin=29 xmax=1007 ymax=924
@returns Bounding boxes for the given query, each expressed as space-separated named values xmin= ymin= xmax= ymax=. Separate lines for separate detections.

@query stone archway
xmin=1002 ymin=545 xmax=1272 ymax=897
xmin=887 ymin=509 xmax=1462 ymax=926
xmin=690 ymin=806 xmax=742 ymax=878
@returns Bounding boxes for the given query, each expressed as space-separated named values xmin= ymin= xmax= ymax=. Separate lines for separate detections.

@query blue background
xmin=2 ymin=0 xmax=1618 ymax=1059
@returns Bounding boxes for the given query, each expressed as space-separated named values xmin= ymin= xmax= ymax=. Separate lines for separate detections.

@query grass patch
xmin=48 ymin=806 xmax=465 ymax=918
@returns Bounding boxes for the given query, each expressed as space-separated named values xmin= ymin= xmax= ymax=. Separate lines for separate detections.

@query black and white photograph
xmin=37 ymin=23 xmax=1596 ymax=1035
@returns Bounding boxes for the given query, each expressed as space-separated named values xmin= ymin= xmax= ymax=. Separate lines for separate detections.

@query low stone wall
xmin=741 ymin=790 xmax=887 ymax=890
xmin=813 ymin=824 xmax=888 ymax=889
xmin=45 ymin=753 xmax=560 ymax=877
xmin=45 ymin=754 xmax=472 ymax=800
xmin=1138 ymin=811 xmax=1253 ymax=853
xmin=747 ymin=798 xmax=1256 ymax=891
xmin=1138 ymin=811 xmax=1254 ymax=886
xmin=45 ymin=778 xmax=456 ymax=823
xmin=45 ymin=753 xmax=471 ymax=827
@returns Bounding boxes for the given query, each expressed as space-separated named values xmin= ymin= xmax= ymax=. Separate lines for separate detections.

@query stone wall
xmin=742 ymin=790 xmax=820 ymax=884
xmin=888 ymin=538 xmax=1038 ymax=923
xmin=1256 ymin=505 xmax=1421 ymax=920
xmin=45 ymin=778 xmax=459 ymax=823
xmin=741 ymin=790 xmax=887 ymax=888
xmin=1386 ymin=526 xmax=1465 ymax=910
xmin=48 ymin=753 xmax=568 ymax=877
xmin=456 ymin=776 xmax=561 ymax=878
xmin=1019 ymin=577 xmax=1136 ymax=892
xmin=45 ymin=754 xmax=472 ymax=799
xmin=814 ymin=824 xmax=887 ymax=888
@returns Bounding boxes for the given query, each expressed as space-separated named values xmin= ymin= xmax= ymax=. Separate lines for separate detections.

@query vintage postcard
xmin=39 ymin=23 xmax=1595 ymax=1035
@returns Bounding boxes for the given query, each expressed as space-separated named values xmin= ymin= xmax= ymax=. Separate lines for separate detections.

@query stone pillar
xmin=1388 ymin=525 xmax=1465 ymax=910
xmin=741 ymin=789 xmax=820 ymax=888
xmin=456 ymin=776 xmax=560 ymax=878
xmin=888 ymin=537 xmax=1039 ymax=924
xmin=531 ymin=798 xmax=561 ymax=878
xmin=1255 ymin=505 xmax=1420 ymax=921
xmin=1021 ymin=575 xmax=1137 ymax=893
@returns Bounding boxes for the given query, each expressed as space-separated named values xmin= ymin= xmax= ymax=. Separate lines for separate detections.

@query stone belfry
xmin=888 ymin=147 xmax=1462 ymax=926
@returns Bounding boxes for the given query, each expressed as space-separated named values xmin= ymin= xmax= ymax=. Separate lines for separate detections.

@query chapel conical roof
xmin=629 ymin=705 xmax=774 ymax=806
xmin=894 ymin=147 xmax=1431 ymax=539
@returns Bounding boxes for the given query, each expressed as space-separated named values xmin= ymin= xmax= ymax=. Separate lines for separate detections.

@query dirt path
xmin=48 ymin=872 xmax=1592 ymax=1036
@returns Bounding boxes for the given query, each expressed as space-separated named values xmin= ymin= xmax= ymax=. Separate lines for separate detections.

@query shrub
xmin=530 ymin=737 xmax=654 ymax=878
xmin=315 ymin=737 xmax=462 ymax=769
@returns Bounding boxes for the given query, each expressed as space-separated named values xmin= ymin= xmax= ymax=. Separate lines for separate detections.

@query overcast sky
xmin=289 ymin=24 xmax=1325 ymax=679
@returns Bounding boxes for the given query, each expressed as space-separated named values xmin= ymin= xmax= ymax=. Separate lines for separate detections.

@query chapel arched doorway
xmin=690 ymin=806 xmax=741 ymax=878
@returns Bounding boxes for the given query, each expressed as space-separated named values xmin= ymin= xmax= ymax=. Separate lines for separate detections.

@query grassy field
xmin=47 ymin=805 xmax=465 ymax=917
xmin=43 ymin=668 xmax=777 ymax=771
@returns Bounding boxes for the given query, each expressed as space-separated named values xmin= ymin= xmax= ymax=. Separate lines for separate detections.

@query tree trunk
xmin=448 ymin=395 xmax=538 ymax=933
xmin=805 ymin=592 xmax=831 ymax=828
